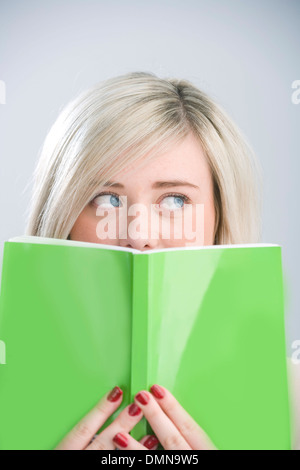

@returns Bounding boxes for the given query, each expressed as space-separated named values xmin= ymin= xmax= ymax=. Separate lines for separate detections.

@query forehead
xmin=114 ymin=132 xmax=210 ymax=183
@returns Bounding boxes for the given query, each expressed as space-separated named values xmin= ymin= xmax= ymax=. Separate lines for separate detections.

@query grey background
xmin=0 ymin=0 xmax=299 ymax=355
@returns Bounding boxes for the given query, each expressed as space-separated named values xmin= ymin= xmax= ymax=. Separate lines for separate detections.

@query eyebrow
xmin=102 ymin=180 xmax=200 ymax=190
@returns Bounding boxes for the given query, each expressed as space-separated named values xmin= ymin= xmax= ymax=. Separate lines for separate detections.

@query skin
xmin=60 ymin=132 xmax=217 ymax=450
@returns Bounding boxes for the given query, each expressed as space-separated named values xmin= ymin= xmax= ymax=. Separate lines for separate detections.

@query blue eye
xmin=92 ymin=193 xmax=121 ymax=208
xmin=91 ymin=192 xmax=189 ymax=210
xmin=161 ymin=194 xmax=188 ymax=210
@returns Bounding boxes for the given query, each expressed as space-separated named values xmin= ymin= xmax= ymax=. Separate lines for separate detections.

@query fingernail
xmin=113 ymin=433 xmax=128 ymax=447
xmin=135 ymin=391 xmax=150 ymax=405
xmin=144 ymin=435 xmax=159 ymax=449
xmin=128 ymin=403 xmax=142 ymax=416
xmin=150 ymin=384 xmax=165 ymax=399
xmin=107 ymin=386 xmax=123 ymax=402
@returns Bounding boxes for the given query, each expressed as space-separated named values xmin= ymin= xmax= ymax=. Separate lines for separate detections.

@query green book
xmin=0 ymin=236 xmax=292 ymax=450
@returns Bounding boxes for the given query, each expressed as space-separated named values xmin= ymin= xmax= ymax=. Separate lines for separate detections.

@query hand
xmin=55 ymin=386 xmax=159 ymax=450
xmin=114 ymin=384 xmax=218 ymax=450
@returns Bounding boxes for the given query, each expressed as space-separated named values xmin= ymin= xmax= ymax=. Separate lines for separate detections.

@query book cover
xmin=0 ymin=236 xmax=292 ymax=450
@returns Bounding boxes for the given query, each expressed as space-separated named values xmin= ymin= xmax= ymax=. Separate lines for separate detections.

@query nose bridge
xmin=119 ymin=199 xmax=160 ymax=250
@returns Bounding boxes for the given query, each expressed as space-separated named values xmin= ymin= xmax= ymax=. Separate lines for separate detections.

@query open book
xmin=0 ymin=236 xmax=292 ymax=450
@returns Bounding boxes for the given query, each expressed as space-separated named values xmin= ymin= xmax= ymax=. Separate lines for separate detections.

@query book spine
xmin=130 ymin=254 xmax=150 ymax=441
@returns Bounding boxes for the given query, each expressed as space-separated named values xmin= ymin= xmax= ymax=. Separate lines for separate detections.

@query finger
xmin=86 ymin=402 xmax=144 ymax=450
xmin=55 ymin=386 xmax=123 ymax=450
xmin=112 ymin=432 xmax=159 ymax=450
xmin=139 ymin=434 xmax=160 ymax=450
xmin=149 ymin=385 xmax=217 ymax=450
xmin=134 ymin=390 xmax=191 ymax=450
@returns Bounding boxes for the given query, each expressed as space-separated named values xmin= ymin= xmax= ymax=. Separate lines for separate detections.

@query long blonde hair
xmin=25 ymin=71 xmax=263 ymax=244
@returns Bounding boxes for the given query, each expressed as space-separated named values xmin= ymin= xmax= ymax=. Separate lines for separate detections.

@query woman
xmin=24 ymin=71 xmax=300 ymax=450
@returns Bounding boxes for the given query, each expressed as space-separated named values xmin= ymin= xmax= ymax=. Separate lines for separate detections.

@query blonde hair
xmin=25 ymin=71 xmax=263 ymax=244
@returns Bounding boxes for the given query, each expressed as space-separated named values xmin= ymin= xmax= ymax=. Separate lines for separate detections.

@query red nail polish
xmin=150 ymin=384 xmax=165 ymax=399
xmin=144 ymin=435 xmax=159 ymax=449
xmin=107 ymin=386 xmax=123 ymax=402
xmin=128 ymin=403 xmax=142 ymax=416
xmin=135 ymin=391 xmax=150 ymax=405
xmin=113 ymin=433 xmax=128 ymax=447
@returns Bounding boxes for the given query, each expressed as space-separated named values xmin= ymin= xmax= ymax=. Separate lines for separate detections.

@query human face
xmin=69 ymin=132 xmax=216 ymax=251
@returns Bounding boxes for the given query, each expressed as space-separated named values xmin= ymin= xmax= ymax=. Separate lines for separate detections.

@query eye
xmin=91 ymin=192 xmax=190 ymax=210
xmin=159 ymin=193 xmax=190 ymax=211
xmin=91 ymin=192 xmax=121 ymax=208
